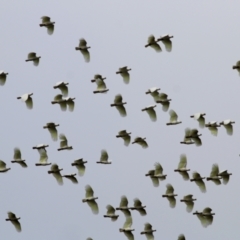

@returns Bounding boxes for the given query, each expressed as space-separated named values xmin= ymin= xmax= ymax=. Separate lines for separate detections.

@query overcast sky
xmin=1 ymin=0 xmax=240 ymax=239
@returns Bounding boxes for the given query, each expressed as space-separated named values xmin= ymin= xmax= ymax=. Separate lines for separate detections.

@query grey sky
xmin=1 ymin=0 xmax=240 ymax=239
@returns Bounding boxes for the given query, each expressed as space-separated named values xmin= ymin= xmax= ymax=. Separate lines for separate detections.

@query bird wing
xmin=96 ymin=79 xmax=107 ymax=90
xmin=76 ymin=164 xmax=85 ymax=176
xmin=47 ymin=25 xmax=54 ymax=35
xmin=146 ymin=108 xmax=157 ymax=122
xmin=85 ymin=185 xmax=94 ymax=198
xmin=169 ymin=109 xmax=178 ymax=122
xmin=53 ymin=172 xmax=63 ymax=185
xmin=39 ymin=149 xmax=48 ymax=163
xmin=120 ymin=196 xmax=128 ymax=207
xmin=167 ymin=196 xmax=176 ymax=208
xmin=58 ymin=85 xmax=68 ymax=97
xmin=150 ymin=176 xmax=159 ymax=187
xmin=198 ymin=116 xmax=205 ymax=128
xmin=28 ymin=52 xmax=36 ymax=58
xmin=59 ymin=134 xmax=68 ymax=147
xmin=166 ymin=184 xmax=174 ymax=194
xmin=210 ymin=164 xmax=219 ymax=177
xmin=0 ymin=74 xmax=6 ymax=85
xmin=179 ymin=171 xmax=189 ymax=181
xmin=79 ymin=38 xmax=87 ymax=47
xmin=87 ymin=200 xmax=99 ymax=214
xmin=80 ymin=48 xmax=90 ymax=63
xmin=193 ymin=137 xmax=202 ymax=146
xmin=116 ymin=105 xmax=127 ymax=117
xmin=100 ymin=149 xmax=109 ymax=162
xmin=54 ymin=94 xmax=63 ymax=101
xmin=120 ymin=72 xmax=130 ymax=84
xmin=114 ymin=94 xmax=123 ymax=103
xmin=25 ymin=96 xmax=33 ymax=109
xmin=59 ymin=102 xmax=67 ymax=111
xmin=123 ymin=135 xmax=131 ymax=146
xmin=196 ymin=180 xmax=206 ymax=193
xmin=0 ymin=160 xmax=6 ymax=170
xmin=185 ymin=201 xmax=194 ymax=213
xmin=161 ymin=38 xmax=172 ymax=52
xmin=41 ymin=16 xmax=50 ymax=23
xmin=223 ymin=124 xmax=233 ymax=135
xmin=154 ymin=162 xmax=163 ymax=175
xmin=150 ymin=43 xmax=162 ymax=52
xmin=33 ymin=58 xmax=40 ymax=66
xmin=145 ymin=232 xmax=154 ymax=240
xmin=106 ymin=205 xmax=115 ymax=215
xmin=13 ymin=148 xmax=21 ymax=160
xmin=124 ymin=231 xmax=134 ymax=240
xmin=178 ymin=234 xmax=186 ymax=240
xmin=66 ymin=99 xmax=75 ymax=112
xmin=159 ymin=93 xmax=168 ymax=100
xmin=48 ymin=127 xmax=58 ymax=141
xmin=144 ymin=222 xmax=152 ymax=231
xmin=178 ymin=154 xmax=187 ymax=169
xmin=209 ymin=126 xmax=218 ymax=136
xmin=50 ymin=164 xmax=59 ymax=171
xmin=11 ymin=219 xmax=21 ymax=232
xmin=133 ymin=198 xmax=142 ymax=207
xmin=203 ymin=207 xmax=212 ymax=214
xmin=123 ymin=216 xmax=132 ymax=228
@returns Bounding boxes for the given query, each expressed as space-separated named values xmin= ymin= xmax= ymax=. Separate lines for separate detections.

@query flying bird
xmin=35 ymin=148 xmax=51 ymax=166
xmin=43 ymin=122 xmax=59 ymax=141
xmin=0 ymin=70 xmax=8 ymax=86
xmin=166 ymin=110 xmax=182 ymax=125
xmin=190 ymin=113 xmax=206 ymax=128
xmin=190 ymin=172 xmax=206 ymax=193
xmin=174 ymin=154 xmax=190 ymax=180
xmin=206 ymin=164 xmax=222 ymax=185
xmin=6 ymin=212 xmax=21 ymax=232
xmin=145 ymin=35 xmax=162 ymax=52
xmin=110 ymin=94 xmax=127 ymax=117
xmin=25 ymin=52 xmax=41 ymax=66
xmin=116 ymin=195 xmax=131 ymax=217
xmin=104 ymin=205 xmax=119 ymax=221
xmin=132 ymin=137 xmax=148 ymax=148
xmin=39 ymin=16 xmax=55 ymax=35
xmin=180 ymin=194 xmax=196 ymax=213
xmin=71 ymin=158 xmax=87 ymax=176
xmin=96 ymin=149 xmax=111 ymax=164
xmin=75 ymin=38 xmax=90 ymax=62
xmin=82 ymin=185 xmax=99 ymax=214
xmin=53 ymin=82 xmax=69 ymax=97
xmin=11 ymin=148 xmax=27 ymax=168
xmin=119 ymin=216 xmax=134 ymax=240
xmin=142 ymin=105 xmax=157 ymax=122
xmin=157 ymin=34 xmax=173 ymax=52
xmin=48 ymin=164 xmax=63 ymax=185
xmin=116 ymin=66 xmax=131 ymax=84
xmin=140 ymin=222 xmax=156 ymax=240
xmin=116 ymin=130 xmax=131 ymax=146
xmin=92 ymin=77 xmax=109 ymax=94
xmin=219 ymin=119 xmax=235 ymax=135
xmin=162 ymin=184 xmax=178 ymax=208
xmin=0 ymin=160 xmax=11 ymax=173
xmin=193 ymin=207 xmax=215 ymax=228
xmin=155 ymin=93 xmax=171 ymax=111
xmin=130 ymin=198 xmax=146 ymax=216
xmin=17 ymin=93 xmax=33 ymax=109
xmin=62 ymin=173 xmax=78 ymax=184
xmin=58 ymin=134 xmax=73 ymax=151
xmin=205 ymin=121 xmax=220 ymax=136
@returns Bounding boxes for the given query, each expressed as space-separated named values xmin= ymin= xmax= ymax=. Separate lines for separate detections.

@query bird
xmin=155 ymin=93 xmax=171 ymax=111
xmin=218 ymin=169 xmax=232 ymax=185
xmin=119 ymin=216 xmax=134 ymax=240
xmin=193 ymin=207 xmax=215 ymax=228
xmin=157 ymin=34 xmax=173 ymax=52
xmin=145 ymin=35 xmax=162 ymax=52
xmin=206 ymin=164 xmax=222 ymax=185
xmin=48 ymin=164 xmax=63 ymax=185
xmin=62 ymin=173 xmax=78 ymax=184
xmin=6 ymin=212 xmax=21 ymax=232
xmin=219 ymin=119 xmax=235 ymax=135
xmin=11 ymin=148 xmax=27 ymax=168
xmin=116 ymin=130 xmax=131 ymax=146
xmin=91 ymin=74 xmax=106 ymax=82
xmin=75 ymin=38 xmax=90 ymax=62
xmin=51 ymin=94 xmax=67 ymax=111
xmin=142 ymin=105 xmax=157 ymax=122
xmin=145 ymin=169 xmax=159 ymax=187
xmin=140 ymin=222 xmax=156 ymax=240
xmin=178 ymin=234 xmax=186 ymax=240
xmin=92 ymin=77 xmax=109 ymax=94
xmin=96 ymin=149 xmax=111 ymax=164
xmin=32 ymin=144 xmax=49 ymax=151
xmin=116 ymin=195 xmax=131 ymax=217
xmin=103 ymin=205 xmax=119 ymax=221
xmin=190 ymin=113 xmax=206 ymax=128
xmin=130 ymin=198 xmax=146 ymax=216
xmin=71 ymin=158 xmax=87 ymax=176
xmin=43 ymin=122 xmax=59 ymax=141
xmin=0 ymin=160 xmax=10 ymax=173
xmin=82 ymin=185 xmax=99 ymax=214
xmin=145 ymin=87 xmax=161 ymax=102
xmin=35 ymin=148 xmax=51 ymax=166
xmin=162 ymin=184 xmax=177 ymax=208
xmin=180 ymin=194 xmax=196 ymax=213
xmin=39 ymin=16 xmax=55 ymax=35
xmin=205 ymin=121 xmax=220 ymax=136
xmin=17 ymin=93 xmax=33 ymax=109
xmin=0 ymin=70 xmax=8 ymax=86
xmin=232 ymin=60 xmax=240 ymax=75
xmin=116 ymin=66 xmax=131 ymax=84
xmin=190 ymin=172 xmax=206 ymax=193
xmin=58 ymin=134 xmax=73 ymax=151
xmin=174 ymin=154 xmax=190 ymax=180
xmin=53 ymin=82 xmax=69 ymax=97
xmin=25 ymin=52 xmax=41 ymax=66
xmin=151 ymin=162 xmax=167 ymax=184
xmin=184 ymin=128 xmax=202 ymax=146
xmin=132 ymin=137 xmax=148 ymax=148
xmin=110 ymin=94 xmax=127 ymax=117
xmin=166 ymin=110 xmax=182 ymax=125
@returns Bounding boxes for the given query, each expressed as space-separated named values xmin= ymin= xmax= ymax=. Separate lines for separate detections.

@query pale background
xmin=0 ymin=0 xmax=240 ymax=239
